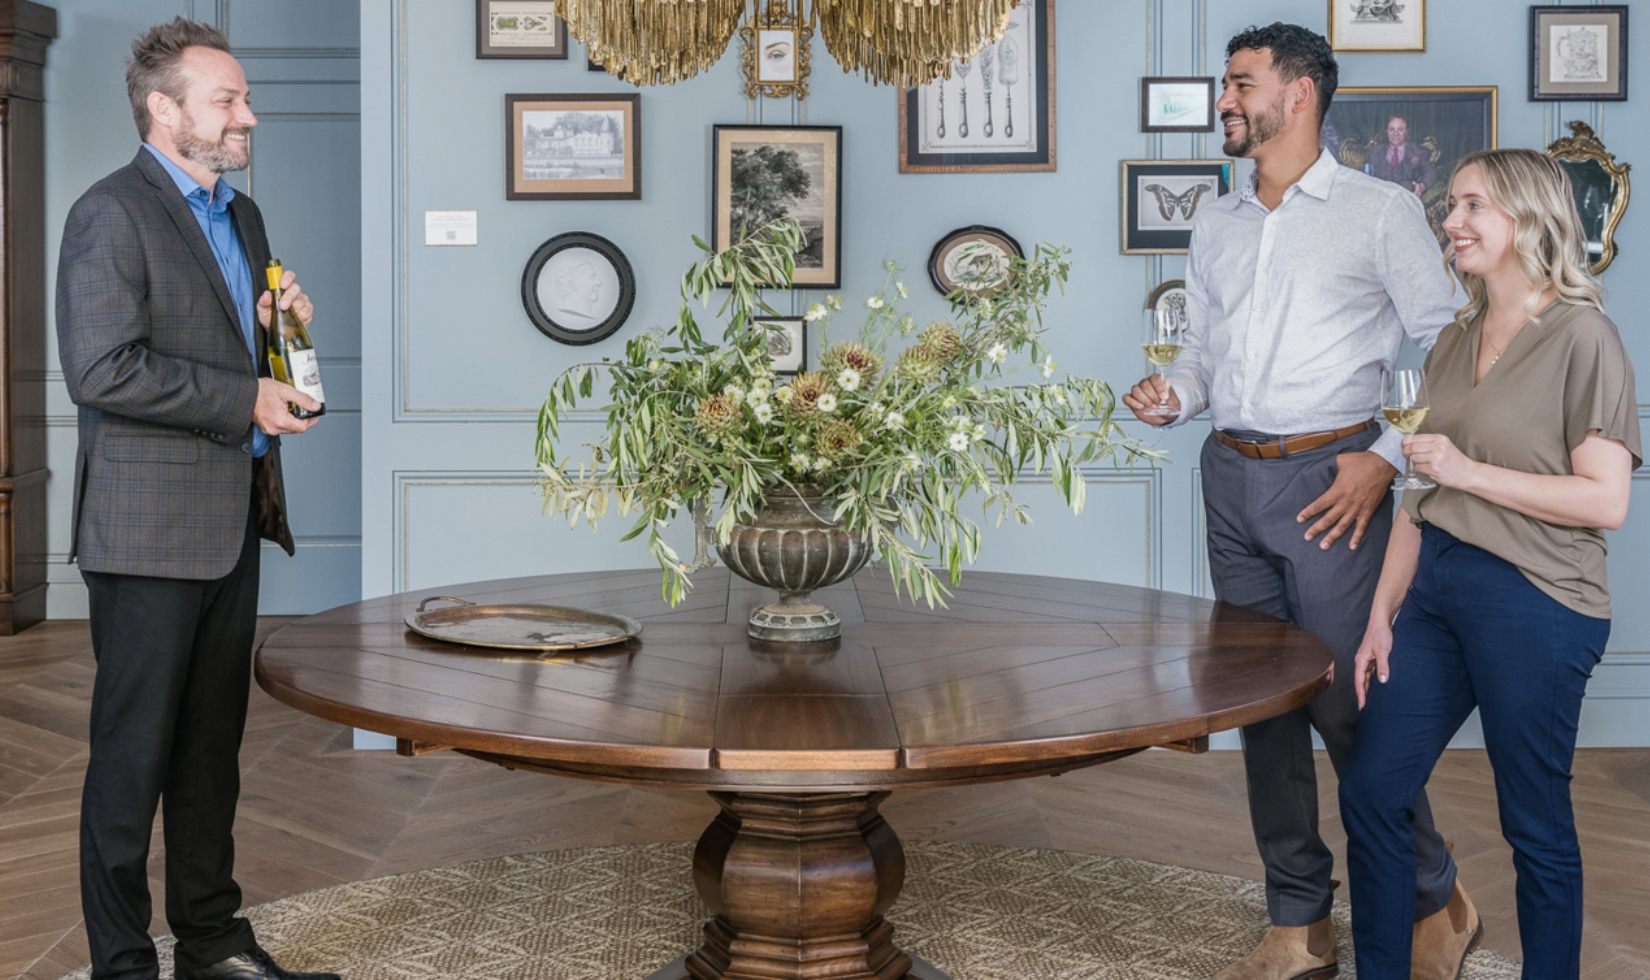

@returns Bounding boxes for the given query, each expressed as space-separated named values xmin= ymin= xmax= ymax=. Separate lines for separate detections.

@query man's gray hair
xmin=126 ymin=17 xmax=231 ymax=140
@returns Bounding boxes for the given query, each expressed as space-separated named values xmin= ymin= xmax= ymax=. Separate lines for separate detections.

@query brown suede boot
xmin=1412 ymin=879 xmax=1483 ymax=980
xmin=1213 ymin=916 xmax=1338 ymax=980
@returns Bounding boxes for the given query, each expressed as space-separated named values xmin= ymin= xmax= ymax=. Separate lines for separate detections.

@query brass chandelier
xmin=558 ymin=0 xmax=1025 ymax=89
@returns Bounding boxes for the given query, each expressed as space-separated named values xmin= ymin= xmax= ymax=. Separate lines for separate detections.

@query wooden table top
xmin=255 ymin=569 xmax=1332 ymax=791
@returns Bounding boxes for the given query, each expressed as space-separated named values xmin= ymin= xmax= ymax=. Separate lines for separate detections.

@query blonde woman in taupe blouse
xmin=1338 ymin=149 xmax=1641 ymax=980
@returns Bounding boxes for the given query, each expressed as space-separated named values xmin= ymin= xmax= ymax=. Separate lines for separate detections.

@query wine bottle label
xmin=286 ymin=348 xmax=326 ymax=404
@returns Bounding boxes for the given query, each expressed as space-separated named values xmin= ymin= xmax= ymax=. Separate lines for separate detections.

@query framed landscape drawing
xmin=898 ymin=0 xmax=1055 ymax=173
xmin=477 ymin=1 xmax=568 ymax=59
xmin=1329 ymin=0 xmax=1425 ymax=53
xmin=506 ymin=94 xmax=640 ymax=201
xmin=1120 ymin=160 xmax=1232 ymax=255
xmin=1324 ymin=86 xmax=1497 ymax=243
xmin=712 ymin=125 xmax=842 ymax=289
xmin=1530 ymin=6 xmax=1628 ymax=101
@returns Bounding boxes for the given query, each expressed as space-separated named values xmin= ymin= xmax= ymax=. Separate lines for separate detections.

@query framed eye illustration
xmin=520 ymin=232 xmax=636 ymax=345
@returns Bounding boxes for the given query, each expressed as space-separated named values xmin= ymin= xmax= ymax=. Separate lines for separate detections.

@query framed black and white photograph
xmin=927 ymin=225 xmax=1024 ymax=296
xmin=1325 ymin=87 xmax=1497 ymax=242
xmin=1147 ymin=279 xmax=1188 ymax=332
xmin=477 ymin=1 xmax=568 ymax=59
xmin=1141 ymin=77 xmax=1215 ymax=133
xmin=1120 ymin=160 xmax=1233 ymax=255
xmin=898 ymin=0 xmax=1055 ymax=173
xmin=712 ymin=125 xmax=842 ymax=289
xmin=1329 ymin=0 xmax=1425 ymax=53
xmin=1531 ymin=6 xmax=1628 ymax=102
xmin=758 ymin=317 xmax=807 ymax=375
xmin=521 ymin=232 xmax=635 ymax=345
xmin=506 ymin=93 xmax=640 ymax=201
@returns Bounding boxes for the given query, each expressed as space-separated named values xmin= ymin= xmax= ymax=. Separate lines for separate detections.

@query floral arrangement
xmin=536 ymin=220 xmax=1154 ymax=605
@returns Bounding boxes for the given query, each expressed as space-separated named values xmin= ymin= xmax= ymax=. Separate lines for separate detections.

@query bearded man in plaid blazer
xmin=55 ymin=18 xmax=337 ymax=980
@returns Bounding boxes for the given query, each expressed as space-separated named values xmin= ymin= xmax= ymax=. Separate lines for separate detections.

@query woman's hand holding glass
xmin=1402 ymin=433 xmax=1476 ymax=489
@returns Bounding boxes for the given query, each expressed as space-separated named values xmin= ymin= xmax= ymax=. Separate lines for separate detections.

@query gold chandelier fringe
xmin=555 ymin=0 xmax=1023 ymax=89
xmin=813 ymin=0 xmax=1022 ymax=88
xmin=557 ymin=0 xmax=745 ymax=87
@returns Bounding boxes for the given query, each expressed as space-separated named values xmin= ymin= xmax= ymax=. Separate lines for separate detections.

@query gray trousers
xmin=1201 ymin=428 xmax=1455 ymax=926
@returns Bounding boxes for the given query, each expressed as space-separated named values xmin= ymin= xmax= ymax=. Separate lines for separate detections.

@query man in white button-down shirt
xmin=1123 ymin=24 xmax=1476 ymax=980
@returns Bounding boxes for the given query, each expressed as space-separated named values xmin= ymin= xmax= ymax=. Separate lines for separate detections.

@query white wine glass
xmin=1140 ymin=307 xmax=1183 ymax=417
xmin=1384 ymin=369 xmax=1434 ymax=490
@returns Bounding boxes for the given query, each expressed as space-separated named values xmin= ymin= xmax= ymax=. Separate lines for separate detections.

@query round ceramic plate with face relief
xmin=521 ymin=232 xmax=636 ymax=345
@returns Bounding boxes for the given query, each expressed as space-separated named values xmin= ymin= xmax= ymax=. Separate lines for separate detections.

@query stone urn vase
xmin=716 ymin=485 xmax=872 ymax=642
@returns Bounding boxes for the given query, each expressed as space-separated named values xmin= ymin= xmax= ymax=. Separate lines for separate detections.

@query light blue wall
xmin=359 ymin=0 xmax=1650 ymax=746
xmin=42 ymin=0 xmax=362 ymax=616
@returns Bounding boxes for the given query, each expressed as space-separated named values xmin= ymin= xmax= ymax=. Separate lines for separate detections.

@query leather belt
xmin=1214 ymin=421 xmax=1377 ymax=459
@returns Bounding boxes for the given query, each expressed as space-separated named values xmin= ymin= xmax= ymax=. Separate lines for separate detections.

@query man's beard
xmin=176 ymin=109 xmax=250 ymax=175
xmin=1221 ymin=98 xmax=1286 ymax=157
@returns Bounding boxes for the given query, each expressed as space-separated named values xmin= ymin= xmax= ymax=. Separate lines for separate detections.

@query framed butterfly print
xmin=1120 ymin=159 xmax=1233 ymax=254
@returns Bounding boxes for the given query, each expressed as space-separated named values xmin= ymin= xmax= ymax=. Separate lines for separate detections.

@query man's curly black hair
xmin=1226 ymin=23 xmax=1339 ymax=123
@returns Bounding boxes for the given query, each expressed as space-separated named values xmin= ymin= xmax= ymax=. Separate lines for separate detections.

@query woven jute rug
xmin=56 ymin=840 xmax=1521 ymax=979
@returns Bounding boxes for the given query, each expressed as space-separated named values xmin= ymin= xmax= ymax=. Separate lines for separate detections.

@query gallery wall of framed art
xmin=349 ymin=0 xmax=1650 ymax=724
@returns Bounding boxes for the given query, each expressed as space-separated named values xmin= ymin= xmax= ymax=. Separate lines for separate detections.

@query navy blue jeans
xmin=1339 ymin=524 xmax=1608 ymax=980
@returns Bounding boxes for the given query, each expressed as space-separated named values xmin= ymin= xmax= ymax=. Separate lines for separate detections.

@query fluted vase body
xmin=716 ymin=486 xmax=871 ymax=642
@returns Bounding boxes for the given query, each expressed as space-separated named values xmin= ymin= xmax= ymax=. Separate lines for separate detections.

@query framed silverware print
xmin=477 ymin=1 xmax=568 ymax=59
xmin=927 ymin=225 xmax=1024 ymax=296
xmin=506 ymin=93 xmax=640 ymax=201
xmin=712 ymin=125 xmax=843 ymax=289
xmin=521 ymin=232 xmax=636 ymax=345
xmin=898 ymin=0 xmax=1055 ymax=173
xmin=1329 ymin=0 xmax=1425 ymax=53
xmin=1140 ymin=77 xmax=1215 ymax=133
xmin=1530 ymin=6 xmax=1628 ymax=101
xmin=1120 ymin=160 xmax=1232 ymax=255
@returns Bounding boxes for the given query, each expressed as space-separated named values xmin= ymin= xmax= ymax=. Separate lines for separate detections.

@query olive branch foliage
xmin=536 ymin=219 xmax=1158 ymax=606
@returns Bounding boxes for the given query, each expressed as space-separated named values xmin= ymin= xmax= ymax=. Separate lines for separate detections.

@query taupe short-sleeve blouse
xmin=1404 ymin=300 xmax=1642 ymax=619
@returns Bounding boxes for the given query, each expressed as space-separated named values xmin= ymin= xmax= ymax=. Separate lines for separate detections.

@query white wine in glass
xmin=1384 ymin=369 xmax=1434 ymax=490
xmin=1140 ymin=308 xmax=1182 ymax=417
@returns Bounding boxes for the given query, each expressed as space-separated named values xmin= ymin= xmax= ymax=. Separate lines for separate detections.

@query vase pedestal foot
xmin=747 ymin=591 xmax=841 ymax=642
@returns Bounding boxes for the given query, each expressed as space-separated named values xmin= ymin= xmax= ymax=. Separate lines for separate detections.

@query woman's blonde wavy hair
xmin=1443 ymin=148 xmax=1603 ymax=329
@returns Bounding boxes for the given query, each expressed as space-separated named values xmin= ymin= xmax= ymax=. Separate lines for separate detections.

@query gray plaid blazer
xmin=57 ymin=149 xmax=295 ymax=579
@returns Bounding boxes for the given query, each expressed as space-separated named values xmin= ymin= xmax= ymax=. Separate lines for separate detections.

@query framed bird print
xmin=1120 ymin=159 xmax=1233 ymax=254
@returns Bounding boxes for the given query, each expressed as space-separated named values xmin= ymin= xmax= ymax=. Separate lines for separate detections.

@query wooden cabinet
xmin=0 ymin=1 xmax=55 ymax=634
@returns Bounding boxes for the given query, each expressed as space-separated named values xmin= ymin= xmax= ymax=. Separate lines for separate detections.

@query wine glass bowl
xmin=1384 ymin=368 xmax=1434 ymax=490
xmin=1140 ymin=307 xmax=1183 ymax=417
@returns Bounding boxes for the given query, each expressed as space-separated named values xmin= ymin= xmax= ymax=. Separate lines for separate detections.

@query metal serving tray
xmin=404 ymin=596 xmax=643 ymax=652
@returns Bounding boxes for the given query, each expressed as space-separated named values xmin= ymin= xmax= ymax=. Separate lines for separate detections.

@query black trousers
xmin=80 ymin=503 xmax=262 ymax=980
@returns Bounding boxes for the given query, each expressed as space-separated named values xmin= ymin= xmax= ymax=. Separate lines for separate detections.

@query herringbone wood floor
xmin=3 ymin=621 xmax=1648 ymax=980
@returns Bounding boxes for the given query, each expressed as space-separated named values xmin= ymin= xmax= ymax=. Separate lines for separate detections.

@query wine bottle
xmin=265 ymin=259 xmax=326 ymax=418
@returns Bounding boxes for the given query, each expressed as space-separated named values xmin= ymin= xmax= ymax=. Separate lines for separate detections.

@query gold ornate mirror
xmin=1547 ymin=121 xmax=1632 ymax=274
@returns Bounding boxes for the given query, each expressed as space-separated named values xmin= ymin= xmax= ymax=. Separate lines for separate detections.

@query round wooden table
xmin=256 ymin=568 xmax=1331 ymax=980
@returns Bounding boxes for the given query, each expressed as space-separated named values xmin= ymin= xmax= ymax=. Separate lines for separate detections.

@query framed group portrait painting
xmin=898 ymin=0 xmax=1055 ymax=173
xmin=1324 ymin=86 xmax=1497 ymax=243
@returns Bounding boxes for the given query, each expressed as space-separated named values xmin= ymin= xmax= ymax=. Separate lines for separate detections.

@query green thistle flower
xmin=919 ymin=322 xmax=962 ymax=359
xmin=783 ymin=371 xmax=834 ymax=422
xmin=819 ymin=341 xmax=884 ymax=387
xmin=815 ymin=419 xmax=864 ymax=459
xmin=694 ymin=392 xmax=741 ymax=435
xmin=896 ymin=344 xmax=944 ymax=384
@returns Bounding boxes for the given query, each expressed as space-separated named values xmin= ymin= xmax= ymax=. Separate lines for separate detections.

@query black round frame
xmin=520 ymin=232 xmax=636 ymax=345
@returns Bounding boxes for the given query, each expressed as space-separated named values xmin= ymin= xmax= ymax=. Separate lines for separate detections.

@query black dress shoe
xmin=176 ymin=945 xmax=340 ymax=980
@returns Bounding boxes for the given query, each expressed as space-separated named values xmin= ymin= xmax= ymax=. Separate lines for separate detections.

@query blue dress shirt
xmin=142 ymin=144 xmax=269 ymax=458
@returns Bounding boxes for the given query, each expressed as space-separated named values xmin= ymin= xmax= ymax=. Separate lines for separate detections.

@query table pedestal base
xmin=678 ymin=791 xmax=930 ymax=980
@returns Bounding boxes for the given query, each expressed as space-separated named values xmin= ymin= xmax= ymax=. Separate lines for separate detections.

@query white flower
xmin=723 ymin=384 xmax=745 ymax=404
xmin=753 ymin=402 xmax=775 ymax=424
xmin=1052 ymin=387 xmax=1067 ymax=406
xmin=803 ymin=303 xmax=828 ymax=322
xmin=986 ymin=343 xmax=1008 ymax=364
xmin=973 ymin=423 xmax=987 ymax=441
xmin=951 ymin=415 xmax=971 ymax=431
xmin=826 ymin=294 xmax=843 ymax=311
xmin=867 ymin=296 xmax=885 ymax=310
xmin=790 ymin=453 xmax=811 ymax=471
xmin=947 ymin=432 xmax=970 ymax=452
xmin=749 ymin=377 xmax=773 ymax=398
xmin=775 ymin=387 xmax=795 ymax=404
xmin=647 ymin=359 xmax=664 ymax=373
xmin=813 ymin=456 xmax=832 ymax=472
xmin=897 ymin=281 xmax=908 ymax=299
xmin=836 ymin=368 xmax=862 ymax=392
xmin=904 ymin=452 xmax=924 ymax=469
xmin=817 ymin=393 xmax=838 ymax=413
xmin=884 ymin=411 xmax=906 ymax=430
xmin=942 ymin=394 xmax=958 ymax=409
xmin=1041 ymin=355 xmax=1057 ymax=379
xmin=899 ymin=316 xmax=917 ymax=335
xmin=869 ymin=401 xmax=885 ymax=414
